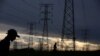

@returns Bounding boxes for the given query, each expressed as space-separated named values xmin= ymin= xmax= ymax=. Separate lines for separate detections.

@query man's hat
xmin=7 ymin=29 xmax=20 ymax=37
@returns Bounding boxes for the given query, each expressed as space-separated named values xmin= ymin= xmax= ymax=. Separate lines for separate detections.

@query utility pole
xmin=61 ymin=0 xmax=75 ymax=51
xmin=40 ymin=4 xmax=53 ymax=51
xmin=81 ymin=29 xmax=89 ymax=51
xmin=13 ymin=41 xmax=17 ymax=50
xmin=84 ymin=29 xmax=89 ymax=51
xmin=81 ymin=0 xmax=89 ymax=51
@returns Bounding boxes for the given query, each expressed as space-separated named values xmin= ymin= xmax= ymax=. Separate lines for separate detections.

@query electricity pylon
xmin=61 ymin=0 xmax=76 ymax=51
xmin=40 ymin=4 xmax=53 ymax=50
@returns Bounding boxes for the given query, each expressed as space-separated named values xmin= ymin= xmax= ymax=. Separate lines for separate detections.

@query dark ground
xmin=9 ymin=48 xmax=99 ymax=56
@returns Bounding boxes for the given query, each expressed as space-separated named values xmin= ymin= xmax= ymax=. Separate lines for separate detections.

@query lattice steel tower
xmin=27 ymin=22 xmax=35 ymax=48
xmin=40 ymin=4 xmax=53 ymax=50
xmin=82 ymin=29 xmax=89 ymax=51
xmin=13 ymin=41 xmax=17 ymax=50
xmin=61 ymin=0 xmax=76 ymax=51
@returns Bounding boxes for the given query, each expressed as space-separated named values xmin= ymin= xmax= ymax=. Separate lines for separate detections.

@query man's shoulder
xmin=0 ymin=39 xmax=10 ymax=47
xmin=0 ymin=39 xmax=4 ymax=44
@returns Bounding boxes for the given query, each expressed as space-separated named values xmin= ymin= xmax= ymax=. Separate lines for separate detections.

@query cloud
xmin=10 ymin=34 xmax=99 ymax=51
xmin=0 ymin=0 xmax=100 ymax=45
xmin=0 ymin=23 xmax=27 ymax=34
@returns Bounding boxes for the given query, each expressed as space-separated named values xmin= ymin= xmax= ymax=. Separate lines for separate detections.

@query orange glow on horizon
xmin=0 ymin=33 xmax=99 ymax=51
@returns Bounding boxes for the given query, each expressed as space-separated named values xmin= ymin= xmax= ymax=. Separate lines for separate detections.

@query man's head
xmin=7 ymin=29 xmax=20 ymax=41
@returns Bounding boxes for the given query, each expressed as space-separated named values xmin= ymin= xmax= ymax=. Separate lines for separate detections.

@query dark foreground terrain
xmin=9 ymin=48 xmax=99 ymax=56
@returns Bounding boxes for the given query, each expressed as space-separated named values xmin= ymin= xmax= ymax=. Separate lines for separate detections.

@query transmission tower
xmin=61 ymin=0 xmax=75 ymax=51
xmin=82 ymin=29 xmax=89 ymax=51
xmin=13 ymin=41 xmax=17 ymax=50
xmin=27 ymin=22 xmax=36 ymax=48
xmin=40 ymin=4 xmax=53 ymax=50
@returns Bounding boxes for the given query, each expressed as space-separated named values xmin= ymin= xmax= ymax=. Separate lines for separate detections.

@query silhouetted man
xmin=0 ymin=29 xmax=20 ymax=56
xmin=53 ymin=42 xmax=57 ymax=51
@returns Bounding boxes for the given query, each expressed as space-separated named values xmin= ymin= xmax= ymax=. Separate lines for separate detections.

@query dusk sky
xmin=0 ymin=0 xmax=100 ymax=44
